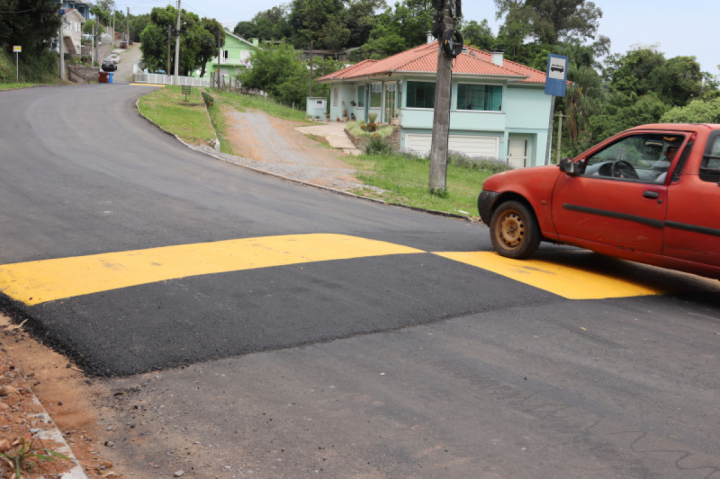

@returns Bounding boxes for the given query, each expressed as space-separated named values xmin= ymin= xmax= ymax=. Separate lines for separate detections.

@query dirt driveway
xmin=217 ymin=108 xmax=366 ymax=191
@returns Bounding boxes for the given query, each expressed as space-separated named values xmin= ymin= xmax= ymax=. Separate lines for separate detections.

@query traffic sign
xmin=13 ymin=46 xmax=21 ymax=53
xmin=544 ymin=54 xmax=568 ymax=97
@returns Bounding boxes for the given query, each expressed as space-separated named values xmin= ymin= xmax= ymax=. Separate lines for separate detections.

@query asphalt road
xmin=1 ymin=85 xmax=719 ymax=478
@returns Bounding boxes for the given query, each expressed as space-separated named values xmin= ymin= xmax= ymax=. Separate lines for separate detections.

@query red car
xmin=478 ymin=123 xmax=720 ymax=280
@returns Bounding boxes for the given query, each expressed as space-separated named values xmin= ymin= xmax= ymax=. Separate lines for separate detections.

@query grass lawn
xmin=209 ymin=89 xmax=311 ymax=122
xmin=0 ymin=82 xmax=37 ymax=91
xmin=137 ymin=86 xmax=216 ymax=145
xmin=345 ymin=152 xmax=503 ymax=218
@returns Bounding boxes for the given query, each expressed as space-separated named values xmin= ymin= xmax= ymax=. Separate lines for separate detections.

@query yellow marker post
xmin=0 ymin=234 xmax=423 ymax=306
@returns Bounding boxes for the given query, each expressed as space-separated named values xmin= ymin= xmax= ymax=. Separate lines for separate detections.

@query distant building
xmin=203 ymin=31 xmax=260 ymax=77
xmin=319 ymin=41 xmax=563 ymax=167
xmin=60 ymin=9 xmax=85 ymax=55
xmin=59 ymin=0 xmax=92 ymax=20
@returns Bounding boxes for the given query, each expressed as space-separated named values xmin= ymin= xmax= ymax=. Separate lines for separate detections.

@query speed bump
xmin=0 ymin=234 xmax=423 ymax=306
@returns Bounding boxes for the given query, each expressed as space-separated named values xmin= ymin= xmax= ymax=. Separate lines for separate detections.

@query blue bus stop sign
xmin=545 ymin=54 xmax=569 ymax=97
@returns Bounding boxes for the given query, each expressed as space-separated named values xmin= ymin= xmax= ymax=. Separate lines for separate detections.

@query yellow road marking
xmin=0 ymin=234 xmax=423 ymax=306
xmin=435 ymin=251 xmax=681 ymax=299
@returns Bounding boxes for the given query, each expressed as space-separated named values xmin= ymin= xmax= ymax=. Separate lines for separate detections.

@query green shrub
xmin=447 ymin=151 xmax=513 ymax=174
xmin=364 ymin=135 xmax=393 ymax=155
xmin=201 ymin=91 xmax=215 ymax=107
xmin=346 ymin=121 xmax=395 ymax=140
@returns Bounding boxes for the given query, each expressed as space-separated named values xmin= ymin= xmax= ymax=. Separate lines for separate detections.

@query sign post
xmin=13 ymin=46 xmax=21 ymax=82
xmin=544 ymin=54 xmax=568 ymax=165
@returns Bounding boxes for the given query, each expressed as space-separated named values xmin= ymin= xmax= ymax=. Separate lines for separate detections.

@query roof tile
xmin=318 ymin=43 xmax=551 ymax=84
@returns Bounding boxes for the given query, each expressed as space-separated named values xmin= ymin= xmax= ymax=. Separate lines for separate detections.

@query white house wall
xmin=326 ymin=76 xmax=553 ymax=165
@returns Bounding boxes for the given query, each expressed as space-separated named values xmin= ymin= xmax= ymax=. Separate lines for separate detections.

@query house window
xmin=457 ymin=84 xmax=502 ymax=111
xmin=333 ymin=88 xmax=339 ymax=106
xmin=223 ymin=50 xmax=229 ymax=59
xmin=370 ymin=83 xmax=382 ymax=108
xmin=406 ymin=82 xmax=436 ymax=109
xmin=357 ymin=86 xmax=365 ymax=107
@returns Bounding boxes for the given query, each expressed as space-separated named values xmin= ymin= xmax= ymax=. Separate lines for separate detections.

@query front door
xmin=508 ymin=137 xmax=528 ymax=168
xmin=551 ymin=132 xmax=679 ymax=255
xmin=384 ymin=83 xmax=396 ymax=123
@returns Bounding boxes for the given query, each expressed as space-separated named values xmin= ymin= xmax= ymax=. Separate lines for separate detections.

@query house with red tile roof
xmin=318 ymin=40 xmax=556 ymax=167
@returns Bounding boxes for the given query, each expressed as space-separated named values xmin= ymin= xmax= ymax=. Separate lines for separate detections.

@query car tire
xmin=489 ymin=200 xmax=541 ymax=259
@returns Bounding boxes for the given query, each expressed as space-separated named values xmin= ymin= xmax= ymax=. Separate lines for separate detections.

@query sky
xmin=115 ymin=0 xmax=719 ymax=74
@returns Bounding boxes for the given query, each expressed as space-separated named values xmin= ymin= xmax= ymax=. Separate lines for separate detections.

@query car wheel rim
xmin=497 ymin=212 xmax=524 ymax=249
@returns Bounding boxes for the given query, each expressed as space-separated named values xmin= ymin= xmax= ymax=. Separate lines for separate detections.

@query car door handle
xmin=643 ymin=191 xmax=660 ymax=199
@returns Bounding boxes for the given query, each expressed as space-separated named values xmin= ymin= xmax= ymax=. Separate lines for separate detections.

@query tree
xmin=461 ymin=20 xmax=495 ymax=51
xmin=238 ymin=42 xmax=302 ymax=98
xmin=494 ymin=0 xmax=604 ymax=45
xmin=604 ymin=47 xmax=706 ymax=107
xmin=83 ymin=19 xmax=105 ymax=35
xmin=130 ymin=14 xmax=151 ymax=42
xmin=364 ymin=0 xmax=432 ymax=58
xmin=196 ymin=18 xmax=223 ymax=77
xmin=288 ymin=0 xmax=345 ymax=48
xmin=238 ymin=41 xmax=342 ymax=106
xmin=661 ymin=98 xmax=720 ymax=124
xmin=253 ymin=6 xmax=292 ymax=40
xmin=343 ymin=0 xmax=386 ymax=48
xmin=233 ymin=21 xmax=257 ymax=39
xmin=363 ymin=14 xmax=407 ymax=58
xmin=321 ymin=15 xmax=351 ymax=51
xmin=0 ymin=0 xmax=62 ymax=55
xmin=140 ymin=6 xmax=217 ymax=76
xmin=588 ymin=93 xmax=669 ymax=143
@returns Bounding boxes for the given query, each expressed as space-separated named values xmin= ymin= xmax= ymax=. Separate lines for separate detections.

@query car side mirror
xmin=559 ymin=158 xmax=587 ymax=176
xmin=559 ymin=157 xmax=582 ymax=176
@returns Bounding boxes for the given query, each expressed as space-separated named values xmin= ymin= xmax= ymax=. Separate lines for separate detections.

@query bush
xmin=201 ymin=91 xmax=214 ymax=107
xmin=448 ymin=151 xmax=513 ymax=174
xmin=364 ymin=135 xmax=393 ymax=155
xmin=346 ymin=121 xmax=395 ymax=139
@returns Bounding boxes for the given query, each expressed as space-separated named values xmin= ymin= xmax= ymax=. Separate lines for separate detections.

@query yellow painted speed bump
xmin=0 ymin=234 xmax=424 ymax=306
xmin=435 ymin=251 xmax=684 ymax=299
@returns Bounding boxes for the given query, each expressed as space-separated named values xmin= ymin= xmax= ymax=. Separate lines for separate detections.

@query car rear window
xmin=708 ymin=137 xmax=720 ymax=168
xmin=700 ymin=135 xmax=720 ymax=182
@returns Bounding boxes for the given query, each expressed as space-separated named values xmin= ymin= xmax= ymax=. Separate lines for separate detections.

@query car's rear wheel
xmin=489 ymin=200 xmax=541 ymax=259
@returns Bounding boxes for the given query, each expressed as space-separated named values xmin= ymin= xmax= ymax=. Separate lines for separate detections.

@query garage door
xmin=404 ymin=134 xmax=499 ymax=158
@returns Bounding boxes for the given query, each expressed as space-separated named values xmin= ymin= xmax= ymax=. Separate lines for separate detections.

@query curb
xmin=0 ymin=352 xmax=88 ymax=479
xmin=134 ymin=98 xmax=479 ymax=224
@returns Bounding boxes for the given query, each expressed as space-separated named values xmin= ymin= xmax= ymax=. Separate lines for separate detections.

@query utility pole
xmin=217 ymin=30 xmax=221 ymax=88
xmin=555 ymin=112 xmax=570 ymax=164
xmin=308 ymin=40 xmax=313 ymax=97
xmin=94 ymin=13 xmax=100 ymax=66
xmin=59 ymin=20 xmax=65 ymax=80
xmin=91 ymin=20 xmax=95 ymax=65
xmin=428 ymin=0 xmax=460 ymax=194
xmin=173 ymin=0 xmax=181 ymax=85
xmin=126 ymin=7 xmax=130 ymax=43
xmin=112 ymin=12 xmax=115 ymax=47
xmin=167 ymin=25 xmax=172 ymax=76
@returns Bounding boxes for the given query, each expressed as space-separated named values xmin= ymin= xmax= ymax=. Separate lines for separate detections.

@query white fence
xmin=133 ymin=72 xmax=211 ymax=87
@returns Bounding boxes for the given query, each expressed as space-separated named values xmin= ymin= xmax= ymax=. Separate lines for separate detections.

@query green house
xmin=203 ymin=31 xmax=259 ymax=77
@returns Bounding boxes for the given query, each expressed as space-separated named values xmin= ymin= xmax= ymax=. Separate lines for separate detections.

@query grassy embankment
xmin=0 ymin=49 xmax=65 ymax=89
xmin=137 ymin=86 xmax=216 ymax=146
xmin=345 ymin=150 xmax=505 ymax=217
